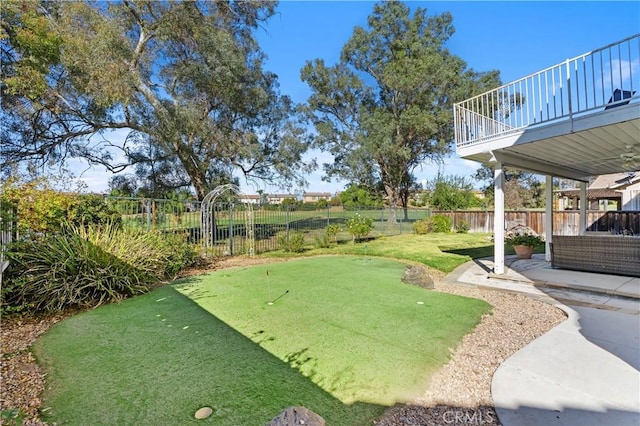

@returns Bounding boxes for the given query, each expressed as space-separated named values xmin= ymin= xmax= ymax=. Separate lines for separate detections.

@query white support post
xmin=579 ymin=181 xmax=587 ymax=235
xmin=494 ymin=163 xmax=505 ymax=274
xmin=545 ymin=175 xmax=553 ymax=262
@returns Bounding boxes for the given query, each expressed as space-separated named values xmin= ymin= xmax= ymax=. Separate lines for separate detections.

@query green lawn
xmin=34 ymin=256 xmax=490 ymax=425
xmin=267 ymin=232 xmax=493 ymax=272
xmin=268 ymin=232 xmax=544 ymax=273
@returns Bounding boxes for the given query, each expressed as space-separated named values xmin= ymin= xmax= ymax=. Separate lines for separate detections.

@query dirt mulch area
xmin=1 ymin=256 xmax=566 ymax=425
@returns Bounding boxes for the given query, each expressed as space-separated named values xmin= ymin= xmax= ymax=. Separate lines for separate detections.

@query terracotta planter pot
xmin=513 ymin=244 xmax=534 ymax=259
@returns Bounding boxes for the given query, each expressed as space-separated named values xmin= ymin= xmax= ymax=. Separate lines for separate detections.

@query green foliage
xmin=1 ymin=181 xmax=121 ymax=234
xmin=314 ymin=235 xmax=331 ymax=249
xmin=425 ymin=173 xmax=482 ymax=210
xmin=3 ymin=1 xmax=311 ymax=199
xmin=280 ymin=197 xmax=301 ymax=208
xmin=412 ymin=215 xmax=451 ymax=234
xmin=339 ymin=185 xmax=383 ymax=209
xmin=67 ymin=194 xmax=122 ymax=228
xmin=301 ymin=2 xmax=502 ymax=211
xmin=455 ymin=220 xmax=471 ymax=234
xmin=474 ymin=164 xmax=544 ymax=209
xmin=430 ymin=215 xmax=452 ymax=233
xmin=1 ymin=224 xmax=197 ymax=313
xmin=412 ymin=218 xmax=430 ymax=235
xmin=276 ymin=232 xmax=306 ymax=253
xmin=345 ymin=214 xmax=373 ymax=242
xmin=326 ymin=224 xmax=341 ymax=242
xmin=0 ymin=408 xmax=24 ymax=426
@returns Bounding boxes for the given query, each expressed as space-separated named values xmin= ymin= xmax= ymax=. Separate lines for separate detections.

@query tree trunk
xmin=385 ymin=183 xmax=399 ymax=224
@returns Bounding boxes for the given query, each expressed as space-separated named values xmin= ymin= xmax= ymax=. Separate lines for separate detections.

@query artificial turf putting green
xmin=33 ymin=256 xmax=490 ymax=425
xmin=175 ymin=256 xmax=490 ymax=405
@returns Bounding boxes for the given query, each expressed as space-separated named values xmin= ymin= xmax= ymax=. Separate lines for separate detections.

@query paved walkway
xmin=446 ymin=255 xmax=640 ymax=426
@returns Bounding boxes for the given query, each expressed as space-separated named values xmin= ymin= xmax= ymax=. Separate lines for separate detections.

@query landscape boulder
xmin=401 ymin=266 xmax=434 ymax=289
xmin=269 ymin=406 xmax=325 ymax=426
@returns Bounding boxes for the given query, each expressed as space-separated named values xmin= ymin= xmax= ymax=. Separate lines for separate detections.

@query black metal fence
xmin=5 ymin=195 xmax=637 ymax=259
xmin=1 ymin=199 xmax=18 ymax=274
xmin=106 ymin=196 xmax=429 ymax=257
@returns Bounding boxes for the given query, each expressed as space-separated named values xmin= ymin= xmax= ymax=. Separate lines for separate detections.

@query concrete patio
xmin=447 ymin=255 xmax=640 ymax=426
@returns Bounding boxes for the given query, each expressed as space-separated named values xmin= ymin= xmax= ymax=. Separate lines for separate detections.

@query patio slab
xmin=447 ymin=257 xmax=640 ymax=426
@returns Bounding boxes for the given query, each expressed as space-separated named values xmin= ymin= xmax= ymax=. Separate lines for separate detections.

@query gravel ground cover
xmin=1 ymin=256 xmax=566 ymax=425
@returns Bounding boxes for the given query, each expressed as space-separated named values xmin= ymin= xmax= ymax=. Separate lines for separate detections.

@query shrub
xmin=430 ymin=215 xmax=452 ymax=233
xmin=67 ymin=194 xmax=122 ymax=228
xmin=276 ymin=232 xmax=306 ymax=253
xmin=413 ymin=218 xmax=431 ymax=235
xmin=1 ymin=223 xmax=197 ymax=313
xmin=345 ymin=214 xmax=373 ymax=242
xmin=326 ymin=224 xmax=341 ymax=242
xmin=412 ymin=215 xmax=451 ymax=234
xmin=314 ymin=235 xmax=331 ymax=249
xmin=1 ymin=182 xmax=121 ymax=234
xmin=455 ymin=220 xmax=470 ymax=234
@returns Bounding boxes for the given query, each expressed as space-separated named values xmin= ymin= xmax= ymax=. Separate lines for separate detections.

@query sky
xmin=68 ymin=1 xmax=640 ymax=195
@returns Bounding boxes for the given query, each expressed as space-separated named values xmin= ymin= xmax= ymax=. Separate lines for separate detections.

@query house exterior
xmin=453 ymin=34 xmax=639 ymax=274
xmin=302 ymin=192 xmax=332 ymax=203
xmin=557 ymin=172 xmax=640 ymax=211
xmin=237 ymin=194 xmax=261 ymax=204
xmin=266 ymin=194 xmax=297 ymax=205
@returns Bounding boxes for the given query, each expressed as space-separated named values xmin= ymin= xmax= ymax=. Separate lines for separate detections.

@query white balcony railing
xmin=455 ymin=34 xmax=640 ymax=148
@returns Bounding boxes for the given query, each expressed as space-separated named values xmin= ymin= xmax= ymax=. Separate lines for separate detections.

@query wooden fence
xmin=433 ymin=210 xmax=640 ymax=236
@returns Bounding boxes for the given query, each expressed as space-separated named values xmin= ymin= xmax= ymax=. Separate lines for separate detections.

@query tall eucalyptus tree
xmin=1 ymin=1 xmax=313 ymax=198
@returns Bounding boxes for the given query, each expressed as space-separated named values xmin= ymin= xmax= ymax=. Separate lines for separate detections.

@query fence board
xmin=433 ymin=210 xmax=640 ymax=235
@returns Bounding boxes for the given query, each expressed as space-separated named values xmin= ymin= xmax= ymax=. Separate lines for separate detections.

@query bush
xmin=431 ymin=215 xmax=451 ymax=233
xmin=326 ymin=224 xmax=341 ymax=242
xmin=314 ymin=235 xmax=331 ymax=249
xmin=345 ymin=214 xmax=373 ymax=242
xmin=1 ymin=224 xmax=197 ymax=313
xmin=68 ymin=194 xmax=122 ymax=228
xmin=413 ymin=218 xmax=431 ymax=235
xmin=455 ymin=220 xmax=470 ymax=234
xmin=413 ymin=215 xmax=452 ymax=234
xmin=1 ymin=182 xmax=121 ymax=234
xmin=276 ymin=232 xmax=306 ymax=253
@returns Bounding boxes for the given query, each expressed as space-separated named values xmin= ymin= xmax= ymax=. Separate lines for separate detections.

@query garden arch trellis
xmin=201 ymin=184 xmax=255 ymax=257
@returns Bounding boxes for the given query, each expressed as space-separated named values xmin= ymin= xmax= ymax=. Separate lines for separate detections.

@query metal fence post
xmin=327 ymin=205 xmax=330 ymax=227
xmin=229 ymin=203 xmax=234 ymax=255
xmin=285 ymin=206 xmax=290 ymax=242
xmin=146 ymin=199 xmax=152 ymax=232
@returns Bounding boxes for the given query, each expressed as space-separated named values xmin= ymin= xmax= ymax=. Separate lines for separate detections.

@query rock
xmin=194 ymin=407 xmax=213 ymax=419
xmin=269 ymin=406 xmax=325 ymax=426
xmin=401 ymin=266 xmax=434 ymax=289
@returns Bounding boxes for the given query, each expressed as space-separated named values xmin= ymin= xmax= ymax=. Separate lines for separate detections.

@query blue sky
xmin=72 ymin=1 xmax=640 ymax=195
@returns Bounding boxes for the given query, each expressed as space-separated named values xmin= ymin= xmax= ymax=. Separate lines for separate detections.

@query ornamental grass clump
xmin=505 ymin=225 xmax=544 ymax=247
xmin=2 ymin=223 xmax=197 ymax=313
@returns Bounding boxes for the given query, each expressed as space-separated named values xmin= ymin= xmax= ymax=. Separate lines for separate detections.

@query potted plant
xmin=505 ymin=225 xmax=544 ymax=259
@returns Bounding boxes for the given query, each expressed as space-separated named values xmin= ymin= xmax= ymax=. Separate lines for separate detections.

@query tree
xmin=300 ymin=1 xmax=501 ymax=222
xmin=1 ymin=1 xmax=314 ymax=199
xmin=339 ymin=184 xmax=383 ymax=209
xmin=424 ymin=173 xmax=482 ymax=210
xmin=474 ymin=164 xmax=544 ymax=209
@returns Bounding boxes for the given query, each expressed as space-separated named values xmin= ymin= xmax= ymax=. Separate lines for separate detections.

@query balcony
xmin=454 ymin=34 xmax=640 ymax=181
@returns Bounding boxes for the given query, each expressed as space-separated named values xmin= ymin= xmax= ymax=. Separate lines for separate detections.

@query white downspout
xmin=545 ymin=175 xmax=553 ymax=262
xmin=494 ymin=162 xmax=505 ymax=274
